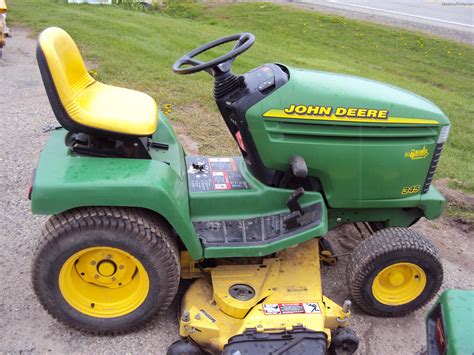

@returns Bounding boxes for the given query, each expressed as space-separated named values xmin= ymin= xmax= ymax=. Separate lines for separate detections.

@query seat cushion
xmin=72 ymin=81 xmax=158 ymax=136
xmin=38 ymin=27 xmax=158 ymax=136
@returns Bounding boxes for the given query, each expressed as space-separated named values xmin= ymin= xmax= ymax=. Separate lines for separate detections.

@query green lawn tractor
xmin=30 ymin=27 xmax=450 ymax=354
xmin=426 ymin=289 xmax=474 ymax=355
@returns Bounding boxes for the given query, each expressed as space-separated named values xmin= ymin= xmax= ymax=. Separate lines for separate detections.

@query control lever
xmin=283 ymin=187 xmax=305 ymax=230
xmin=279 ymin=155 xmax=308 ymax=188
xmin=286 ymin=187 xmax=305 ymax=215
xmin=192 ymin=161 xmax=206 ymax=171
xmin=290 ymin=155 xmax=308 ymax=178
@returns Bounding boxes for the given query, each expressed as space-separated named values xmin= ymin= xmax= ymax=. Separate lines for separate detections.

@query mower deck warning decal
xmin=263 ymin=302 xmax=321 ymax=315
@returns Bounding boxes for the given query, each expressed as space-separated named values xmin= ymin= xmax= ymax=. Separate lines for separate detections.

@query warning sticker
xmin=303 ymin=303 xmax=321 ymax=314
xmin=262 ymin=302 xmax=321 ymax=315
xmin=185 ymin=156 xmax=251 ymax=192
xmin=211 ymin=171 xmax=230 ymax=190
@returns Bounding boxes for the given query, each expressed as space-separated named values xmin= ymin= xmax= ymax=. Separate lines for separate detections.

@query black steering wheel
xmin=173 ymin=33 xmax=255 ymax=76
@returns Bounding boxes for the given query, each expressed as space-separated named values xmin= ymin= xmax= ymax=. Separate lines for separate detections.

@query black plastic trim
xmin=422 ymin=142 xmax=444 ymax=193
xmin=193 ymin=202 xmax=322 ymax=247
xmin=215 ymin=63 xmax=289 ymax=186
xmin=426 ymin=303 xmax=448 ymax=355
xmin=223 ymin=327 xmax=327 ymax=355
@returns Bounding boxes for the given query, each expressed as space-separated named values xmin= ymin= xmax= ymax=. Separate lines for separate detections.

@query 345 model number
xmin=401 ymin=185 xmax=420 ymax=195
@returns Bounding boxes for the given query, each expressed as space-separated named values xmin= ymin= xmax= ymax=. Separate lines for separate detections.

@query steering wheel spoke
xmin=183 ymin=57 xmax=204 ymax=66
xmin=232 ymin=37 xmax=246 ymax=51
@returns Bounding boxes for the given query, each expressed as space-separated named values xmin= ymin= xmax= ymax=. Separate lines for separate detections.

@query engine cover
xmin=245 ymin=66 xmax=450 ymax=208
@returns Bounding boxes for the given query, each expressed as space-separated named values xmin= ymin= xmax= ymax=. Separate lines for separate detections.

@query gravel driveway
xmin=0 ymin=27 xmax=178 ymax=354
xmin=1 ymin=27 xmax=472 ymax=354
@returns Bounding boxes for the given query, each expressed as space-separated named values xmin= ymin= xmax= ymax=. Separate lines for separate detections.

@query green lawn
xmin=9 ymin=0 xmax=474 ymax=193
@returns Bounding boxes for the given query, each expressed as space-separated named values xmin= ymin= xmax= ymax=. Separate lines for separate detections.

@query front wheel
xmin=32 ymin=207 xmax=180 ymax=334
xmin=346 ymin=227 xmax=443 ymax=317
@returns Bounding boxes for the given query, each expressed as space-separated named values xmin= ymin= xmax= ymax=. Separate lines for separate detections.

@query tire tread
xmin=346 ymin=227 xmax=443 ymax=317
xmin=32 ymin=207 xmax=180 ymax=335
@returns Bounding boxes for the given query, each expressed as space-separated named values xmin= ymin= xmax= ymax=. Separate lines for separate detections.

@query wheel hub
xmin=97 ymin=260 xmax=117 ymax=277
xmin=388 ymin=271 xmax=405 ymax=286
xmin=372 ymin=262 xmax=427 ymax=306
xmin=59 ymin=246 xmax=150 ymax=318
xmin=75 ymin=249 xmax=135 ymax=288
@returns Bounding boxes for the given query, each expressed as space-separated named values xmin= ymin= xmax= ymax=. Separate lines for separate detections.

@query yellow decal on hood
xmin=405 ymin=146 xmax=430 ymax=160
xmin=284 ymin=105 xmax=388 ymax=119
xmin=263 ymin=106 xmax=439 ymax=125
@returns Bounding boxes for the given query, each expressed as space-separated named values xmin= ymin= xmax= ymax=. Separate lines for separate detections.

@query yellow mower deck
xmin=179 ymin=239 xmax=349 ymax=352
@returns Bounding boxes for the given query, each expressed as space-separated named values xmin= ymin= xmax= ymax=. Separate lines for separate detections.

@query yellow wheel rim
xmin=372 ymin=262 xmax=426 ymax=306
xmin=59 ymin=246 xmax=149 ymax=318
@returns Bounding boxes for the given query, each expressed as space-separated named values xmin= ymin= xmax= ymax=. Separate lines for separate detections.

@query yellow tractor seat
xmin=37 ymin=27 xmax=158 ymax=137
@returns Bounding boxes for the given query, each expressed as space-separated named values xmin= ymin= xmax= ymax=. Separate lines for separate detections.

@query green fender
xmin=31 ymin=113 xmax=204 ymax=260
xmin=427 ymin=290 xmax=474 ymax=355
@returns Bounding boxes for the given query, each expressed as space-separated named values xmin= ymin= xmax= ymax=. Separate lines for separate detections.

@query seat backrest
xmin=0 ymin=0 xmax=6 ymax=13
xmin=37 ymin=27 xmax=96 ymax=132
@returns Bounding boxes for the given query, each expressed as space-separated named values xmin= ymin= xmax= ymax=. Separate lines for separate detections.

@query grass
xmin=446 ymin=204 xmax=474 ymax=224
xmin=8 ymin=0 xmax=474 ymax=193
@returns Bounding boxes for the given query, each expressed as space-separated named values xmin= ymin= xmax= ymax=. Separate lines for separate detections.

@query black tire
xmin=167 ymin=339 xmax=203 ymax=355
xmin=346 ymin=227 xmax=443 ymax=317
xmin=329 ymin=327 xmax=359 ymax=355
xmin=32 ymin=207 xmax=180 ymax=334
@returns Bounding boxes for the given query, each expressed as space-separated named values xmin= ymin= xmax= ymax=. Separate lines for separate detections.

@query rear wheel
xmin=346 ymin=227 xmax=443 ymax=317
xmin=32 ymin=207 xmax=180 ymax=334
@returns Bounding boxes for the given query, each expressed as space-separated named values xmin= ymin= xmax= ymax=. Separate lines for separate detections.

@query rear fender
xmin=31 ymin=113 xmax=203 ymax=260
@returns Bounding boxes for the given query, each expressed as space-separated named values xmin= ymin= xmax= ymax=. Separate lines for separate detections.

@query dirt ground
xmin=321 ymin=189 xmax=473 ymax=354
xmin=0 ymin=27 xmax=472 ymax=354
